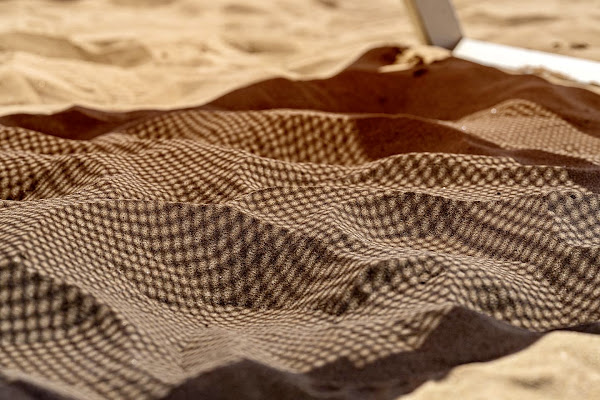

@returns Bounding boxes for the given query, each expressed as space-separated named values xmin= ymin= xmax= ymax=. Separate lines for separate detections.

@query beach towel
xmin=1 ymin=47 xmax=600 ymax=400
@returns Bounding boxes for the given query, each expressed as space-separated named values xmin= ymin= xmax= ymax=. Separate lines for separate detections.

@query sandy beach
xmin=1 ymin=1 xmax=600 ymax=400
xmin=1 ymin=0 xmax=599 ymax=116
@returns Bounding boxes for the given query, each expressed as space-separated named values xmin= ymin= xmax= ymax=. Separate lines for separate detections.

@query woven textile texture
xmin=1 ymin=48 xmax=600 ymax=399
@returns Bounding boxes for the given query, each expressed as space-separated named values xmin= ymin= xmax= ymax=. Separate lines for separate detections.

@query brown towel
xmin=1 ymin=47 xmax=599 ymax=400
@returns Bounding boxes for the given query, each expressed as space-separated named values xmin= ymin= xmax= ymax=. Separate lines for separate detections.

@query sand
xmin=1 ymin=1 xmax=600 ymax=400
xmin=1 ymin=0 xmax=599 ymax=116
xmin=405 ymin=331 xmax=600 ymax=400
xmin=0 ymin=0 xmax=415 ymax=115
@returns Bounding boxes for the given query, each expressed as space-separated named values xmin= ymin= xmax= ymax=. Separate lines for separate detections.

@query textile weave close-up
xmin=1 ymin=47 xmax=600 ymax=399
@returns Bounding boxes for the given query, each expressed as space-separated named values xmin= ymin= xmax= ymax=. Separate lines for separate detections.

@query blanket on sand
xmin=1 ymin=47 xmax=600 ymax=399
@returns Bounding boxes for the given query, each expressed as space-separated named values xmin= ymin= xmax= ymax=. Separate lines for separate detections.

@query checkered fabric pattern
xmin=1 ymin=88 xmax=600 ymax=399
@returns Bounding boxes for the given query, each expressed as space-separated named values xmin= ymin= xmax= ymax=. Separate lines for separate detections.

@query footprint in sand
xmin=223 ymin=35 xmax=297 ymax=55
xmin=221 ymin=3 xmax=266 ymax=15
xmin=314 ymin=0 xmax=339 ymax=8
